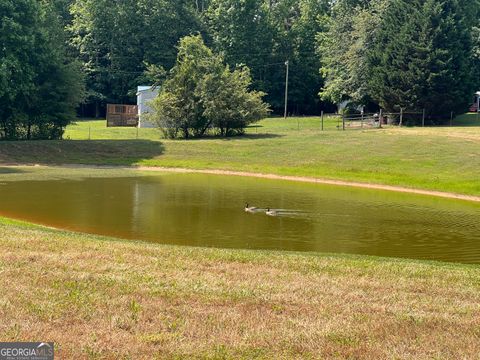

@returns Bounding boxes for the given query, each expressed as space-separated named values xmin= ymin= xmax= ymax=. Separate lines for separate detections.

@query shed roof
xmin=137 ymin=86 xmax=155 ymax=93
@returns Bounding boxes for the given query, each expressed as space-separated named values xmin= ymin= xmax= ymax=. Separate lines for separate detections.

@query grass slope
xmin=0 ymin=114 xmax=479 ymax=195
xmin=1 ymin=218 xmax=479 ymax=359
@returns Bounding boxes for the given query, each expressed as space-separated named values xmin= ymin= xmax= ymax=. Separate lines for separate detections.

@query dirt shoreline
xmin=3 ymin=163 xmax=480 ymax=203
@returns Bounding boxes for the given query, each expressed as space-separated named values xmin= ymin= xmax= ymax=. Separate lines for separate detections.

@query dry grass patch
xmin=0 ymin=219 xmax=479 ymax=359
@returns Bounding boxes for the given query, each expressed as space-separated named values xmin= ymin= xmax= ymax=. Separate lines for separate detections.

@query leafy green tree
xmin=320 ymin=0 xmax=478 ymax=119
xmin=289 ymin=1 xmax=330 ymax=113
xmin=265 ymin=0 xmax=330 ymax=113
xmin=150 ymin=35 xmax=269 ymax=138
xmin=474 ymin=27 xmax=480 ymax=91
xmin=200 ymin=65 xmax=270 ymax=136
xmin=207 ymin=0 xmax=330 ymax=114
xmin=0 ymin=0 xmax=84 ymax=140
xmin=206 ymin=0 xmax=275 ymax=93
xmin=152 ymin=36 xmax=214 ymax=139
xmin=46 ymin=0 xmax=76 ymax=25
xmin=0 ymin=0 xmax=38 ymax=137
xmin=70 ymin=0 xmax=203 ymax=116
xmin=369 ymin=0 xmax=477 ymax=118
xmin=318 ymin=0 xmax=383 ymax=106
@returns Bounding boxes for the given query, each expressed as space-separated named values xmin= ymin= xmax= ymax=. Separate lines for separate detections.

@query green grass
xmin=1 ymin=116 xmax=479 ymax=358
xmin=1 ymin=216 xmax=479 ymax=359
xmin=65 ymin=118 xmax=164 ymax=141
xmin=1 ymin=114 xmax=480 ymax=195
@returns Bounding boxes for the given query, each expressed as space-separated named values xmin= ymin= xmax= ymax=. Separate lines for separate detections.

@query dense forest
xmin=1 ymin=0 xmax=480 ymax=139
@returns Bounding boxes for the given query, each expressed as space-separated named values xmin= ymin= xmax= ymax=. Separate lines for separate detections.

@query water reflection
xmin=0 ymin=172 xmax=479 ymax=263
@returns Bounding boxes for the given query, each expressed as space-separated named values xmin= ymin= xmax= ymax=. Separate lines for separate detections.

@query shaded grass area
xmin=0 ymin=217 xmax=479 ymax=359
xmin=0 ymin=140 xmax=164 ymax=166
xmin=0 ymin=166 xmax=157 ymax=182
xmin=1 ymin=114 xmax=480 ymax=195
xmin=452 ymin=112 xmax=480 ymax=126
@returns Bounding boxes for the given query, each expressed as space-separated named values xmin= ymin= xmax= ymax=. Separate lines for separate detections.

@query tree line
xmin=0 ymin=0 xmax=83 ymax=140
xmin=320 ymin=0 xmax=480 ymax=121
xmin=69 ymin=0 xmax=330 ymax=118
xmin=1 ymin=0 xmax=479 ymax=139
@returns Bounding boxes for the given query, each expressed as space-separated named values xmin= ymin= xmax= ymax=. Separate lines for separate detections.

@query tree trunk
xmin=95 ymin=101 xmax=100 ymax=119
xmin=199 ymin=120 xmax=212 ymax=137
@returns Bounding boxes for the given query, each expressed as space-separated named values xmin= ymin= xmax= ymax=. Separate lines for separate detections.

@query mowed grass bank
xmin=0 ymin=114 xmax=480 ymax=195
xmin=1 ymin=217 xmax=479 ymax=359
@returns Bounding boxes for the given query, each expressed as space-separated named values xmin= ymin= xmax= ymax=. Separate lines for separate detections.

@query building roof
xmin=137 ymin=86 xmax=154 ymax=92
xmin=137 ymin=85 xmax=160 ymax=96
xmin=137 ymin=86 xmax=160 ymax=95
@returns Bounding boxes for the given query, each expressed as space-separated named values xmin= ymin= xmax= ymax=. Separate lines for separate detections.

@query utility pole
xmin=284 ymin=60 xmax=289 ymax=120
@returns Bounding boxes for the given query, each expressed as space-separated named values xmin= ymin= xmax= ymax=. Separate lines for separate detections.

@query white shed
xmin=137 ymin=86 xmax=159 ymax=128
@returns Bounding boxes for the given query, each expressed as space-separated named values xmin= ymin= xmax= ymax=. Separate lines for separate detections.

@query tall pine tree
xmin=369 ymin=0 xmax=476 ymax=120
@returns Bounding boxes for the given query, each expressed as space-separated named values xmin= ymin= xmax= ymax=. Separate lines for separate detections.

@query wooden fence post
xmin=342 ymin=114 xmax=345 ymax=131
xmin=399 ymin=108 xmax=403 ymax=127
xmin=321 ymin=111 xmax=324 ymax=131
xmin=379 ymin=109 xmax=383 ymax=129
xmin=422 ymin=109 xmax=425 ymax=127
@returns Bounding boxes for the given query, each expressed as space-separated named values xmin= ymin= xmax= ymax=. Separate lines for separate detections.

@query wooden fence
xmin=106 ymin=104 xmax=138 ymax=127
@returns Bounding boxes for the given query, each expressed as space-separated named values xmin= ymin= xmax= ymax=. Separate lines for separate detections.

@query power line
xmin=88 ymin=50 xmax=320 ymax=61
xmin=84 ymin=58 xmax=321 ymax=75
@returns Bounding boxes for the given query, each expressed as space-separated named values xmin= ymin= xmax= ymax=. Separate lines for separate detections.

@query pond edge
xmin=3 ymin=164 xmax=480 ymax=203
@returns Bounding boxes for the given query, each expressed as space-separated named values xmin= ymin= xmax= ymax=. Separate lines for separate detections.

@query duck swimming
xmin=266 ymin=208 xmax=278 ymax=217
xmin=245 ymin=203 xmax=258 ymax=213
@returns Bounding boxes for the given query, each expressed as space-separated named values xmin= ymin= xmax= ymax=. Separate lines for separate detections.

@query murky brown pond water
xmin=0 ymin=171 xmax=479 ymax=263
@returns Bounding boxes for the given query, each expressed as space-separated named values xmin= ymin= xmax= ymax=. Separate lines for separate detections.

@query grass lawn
xmin=1 ymin=114 xmax=480 ymax=196
xmin=1 ymin=217 xmax=479 ymax=359
xmin=1 ymin=115 xmax=480 ymax=358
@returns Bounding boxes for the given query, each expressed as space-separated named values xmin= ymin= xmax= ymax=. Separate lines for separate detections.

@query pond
xmin=0 ymin=170 xmax=479 ymax=263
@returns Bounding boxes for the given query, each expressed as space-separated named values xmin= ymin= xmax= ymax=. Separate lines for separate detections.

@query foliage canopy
xmin=150 ymin=35 xmax=270 ymax=138
xmin=319 ymin=0 xmax=479 ymax=120
xmin=1 ymin=0 xmax=480 ymax=139
xmin=0 ymin=0 xmax=84 ymax=140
